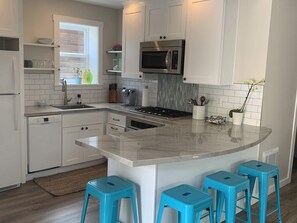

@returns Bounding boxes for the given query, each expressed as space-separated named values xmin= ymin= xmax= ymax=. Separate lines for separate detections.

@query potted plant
xmin=229 ymin=79 xmax=265 ymax=125
xmin=73 ymin=67 xmax=82 ymax=84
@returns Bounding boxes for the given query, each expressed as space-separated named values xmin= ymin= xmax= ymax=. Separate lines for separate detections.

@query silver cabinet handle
xmin=110 ymin=126 xmax=118 ymax=130
xmin=112 ymin=118 xmax=120 ymax=122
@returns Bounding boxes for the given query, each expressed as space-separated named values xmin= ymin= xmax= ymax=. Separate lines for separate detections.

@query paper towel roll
xmin=142 ymin=86 xmax=149 ymax=107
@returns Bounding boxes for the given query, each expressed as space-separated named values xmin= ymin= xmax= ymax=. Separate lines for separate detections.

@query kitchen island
xmin=76 ymin=119 xmax=271 ymax=223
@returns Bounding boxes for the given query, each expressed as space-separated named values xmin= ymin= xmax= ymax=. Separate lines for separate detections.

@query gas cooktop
xmin=134 ymin=106 xmax=192 ymax=118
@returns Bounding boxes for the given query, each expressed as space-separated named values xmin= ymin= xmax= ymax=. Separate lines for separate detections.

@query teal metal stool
xmin=238 ymin=160 xmax=282 ymax=223
xmin=203 ymin=171 xmax=251 ymax=223
xmin=81 ymin=175 xmax=138 ymax=223
xmin=156 ymin=184 xmax=214 ymax=223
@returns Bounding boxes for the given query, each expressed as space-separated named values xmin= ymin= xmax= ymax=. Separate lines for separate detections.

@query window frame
xmin=53 ymin=15 xmax=104 ymax=87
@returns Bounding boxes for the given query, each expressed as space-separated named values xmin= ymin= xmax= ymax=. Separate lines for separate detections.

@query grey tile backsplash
xmin=157 ymin=74 xmax=199 ymax=112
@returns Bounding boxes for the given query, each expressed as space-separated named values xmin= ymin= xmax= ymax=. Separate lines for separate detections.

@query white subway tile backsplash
xmin=223 ymin=90 xmax=235 ymax=96
xmin=199 ymin=83 xmax=264 ymax=126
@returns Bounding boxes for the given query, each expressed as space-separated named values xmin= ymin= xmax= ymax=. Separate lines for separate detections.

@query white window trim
xmin=53 ymin=14 xmax=104 ymax=87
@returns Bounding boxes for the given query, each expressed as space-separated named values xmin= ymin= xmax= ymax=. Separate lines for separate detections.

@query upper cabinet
xmin=122 ymin=3 xmax=145 ymax=79
xmin=145 ymin=0 xmax=187 ymax=41
xmin=0 ymin=0 xmax=19 ymax=38
xmin=233 ymin=0 xmax=272 ymax=83
xmin=183 ymin=0 xmax=239 ymax=85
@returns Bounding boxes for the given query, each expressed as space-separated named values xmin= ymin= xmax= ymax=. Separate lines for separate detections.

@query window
xmin=53 ymin=15 xmax=103 ymax=85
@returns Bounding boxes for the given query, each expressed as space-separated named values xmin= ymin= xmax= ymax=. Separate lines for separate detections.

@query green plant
xmin=229 ymin=79 xmax=265 ymax=118
xmin=73 ymin=67 xmax=82 ymax=78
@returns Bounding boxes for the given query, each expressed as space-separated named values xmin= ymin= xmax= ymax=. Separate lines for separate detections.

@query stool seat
xmin=156 ymin=184 xmax=214 ymax=223
xmin=204 ymin=171 xmax=251 ymax=223
xmin=239 ymin=160 xmax=278 ymax=177
xmin=238 ymin=160 xmax=282 ymax=223
xmin=81 ymin=175 xmax=138 ymax=223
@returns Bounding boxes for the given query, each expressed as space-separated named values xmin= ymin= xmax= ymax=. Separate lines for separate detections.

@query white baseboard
xmin=25 ymin=158 xmax=106 ymax=181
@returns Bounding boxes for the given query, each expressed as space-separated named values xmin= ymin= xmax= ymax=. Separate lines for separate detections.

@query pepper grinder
xmin=77 ymin=94 xmax=82 ymax=104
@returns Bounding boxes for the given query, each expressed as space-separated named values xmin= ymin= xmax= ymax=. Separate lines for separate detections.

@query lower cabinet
xmin=62 ymin=111 xmax=106 ymax=166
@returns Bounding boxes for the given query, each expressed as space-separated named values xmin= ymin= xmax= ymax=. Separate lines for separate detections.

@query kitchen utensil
xmin=188 ymin=98 xmax=198 ymax=106
xmin=200 ymin=96 xmax=206 ymax=106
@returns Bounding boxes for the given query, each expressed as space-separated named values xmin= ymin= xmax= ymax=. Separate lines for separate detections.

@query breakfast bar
xmin=76 ymin=119 xmax=271 ymax=223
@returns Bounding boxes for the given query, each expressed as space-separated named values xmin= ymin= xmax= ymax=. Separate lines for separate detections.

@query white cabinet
xmin=62 ymin=111 xmax=106 ymax=166
xmin=145 ymin=0 xmax=187 ymax=41
xmin=106 ymin=112 xmax=126 ymax=135
xmin=183 ymin=0 xmax=239 ymax=85
xmin=122 ymin=3 xmax=145 ymax=79
xmin=0 ymin=0 xmax=19 ymax=38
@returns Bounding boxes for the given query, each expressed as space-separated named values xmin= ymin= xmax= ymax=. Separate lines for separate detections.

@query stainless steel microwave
xmin=139 ymin=39 xmax=185 ymax=74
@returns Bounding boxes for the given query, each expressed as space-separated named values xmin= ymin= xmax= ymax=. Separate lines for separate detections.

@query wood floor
xmin=0 ymin=166 xmax=296 ymax=223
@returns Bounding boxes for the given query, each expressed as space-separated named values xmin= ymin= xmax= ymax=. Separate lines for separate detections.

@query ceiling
xmin=74 ymin=0 xmax=143 ymax=9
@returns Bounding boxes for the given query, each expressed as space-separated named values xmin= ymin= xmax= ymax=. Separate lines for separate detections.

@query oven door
xmin=139 ymin=47 xmax=182 ymax=74
xmin=126 ymin=116 xmax=164 ymax=131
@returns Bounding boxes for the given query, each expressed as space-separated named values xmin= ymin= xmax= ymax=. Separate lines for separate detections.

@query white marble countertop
xmin=76 ymin=119 xmax=271 ymax=167
xmin=25 ymin=103 xmax=271 ymax=167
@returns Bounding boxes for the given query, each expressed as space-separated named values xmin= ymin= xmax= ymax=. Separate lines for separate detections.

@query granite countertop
xmin=25 ymin=103 xmax=271 ymax=167
xmin=76 ymin=119 xmax=271 ymax=167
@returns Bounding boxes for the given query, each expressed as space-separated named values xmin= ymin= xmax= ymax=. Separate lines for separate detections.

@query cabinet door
xmin=0 ymin=0 xmax=19 ymax=37
xmin=62 ymin=126 xmax=84 ymax=166
xmin=122 ymin=3 xmax=145 ymax=79
xmin=184 ymin=0 xmax=238 ymax=85
xmin=145 ymin=0 xmax=186 ymax=41
xmin=184 ymin=0 xmax=224 ymax=85
xmin=166 ymin=0 xmax=187 ymax=40
xmin=145 ymin=0 xmax=166 ymax=41
xmin=83 ymin=124 xmax=104 ymax=162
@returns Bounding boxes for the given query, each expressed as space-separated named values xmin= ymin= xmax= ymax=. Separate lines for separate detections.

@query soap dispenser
xmin=77 ymin=94 xmax=82 ymax=104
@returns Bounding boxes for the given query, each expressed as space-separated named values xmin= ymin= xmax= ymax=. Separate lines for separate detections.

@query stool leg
xmin=81 ymin=191 xmax=90 ymax=223
xmin=216 ymin=191 xmax=224 ymax=223
xmin=225 ymin=191 xmax=236 ymax=223
xmin=183 ymin=208 xmax=194 ymax=223
xmin=245 ymin=188 xmax=252 ymax=223
xmin=209 ymin=205 xmax=215 ymax=223
xmin=130 ymin=193 xmax=139 ymax=223
xmin=156 ymin=197 xmax=165 ymax=223
xmin=274 ymin=174 xmax=282 ymax=223
xmin=248 ymin=176 xmax=256 ymax=197
xmin=259 ymin=177 xmax=268 ymax=223
xmin=111 ymin=200 xmax=119 ymax=223
xmin=100 ymin=197 xmax=113 ymax=223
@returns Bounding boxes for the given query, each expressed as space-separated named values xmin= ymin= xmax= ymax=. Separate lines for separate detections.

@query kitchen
xmin=0 ymin=0 xmax=297 ymax=222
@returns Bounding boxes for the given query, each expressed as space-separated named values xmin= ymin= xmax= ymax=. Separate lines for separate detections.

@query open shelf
xmin=24 ymin=67 xmax=55 ymax=71
xmin=106 ymin=50 xmax=122 ymax=54
xmin=106 ymin=69 xmax=122 ymax=73
xmin=24 ymin=43 xmax=56 ymax=48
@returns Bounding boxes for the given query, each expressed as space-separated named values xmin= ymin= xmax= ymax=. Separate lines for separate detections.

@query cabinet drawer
xmin=106 ymin=123 xmax=126 ymax=135
xmin=108 ymin=112 xmax=126 ymax=127
xmin=63 ymin=111 xmax=107 ymax=127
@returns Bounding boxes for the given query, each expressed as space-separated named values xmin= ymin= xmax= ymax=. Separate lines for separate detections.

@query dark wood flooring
xmin=0 ymin=166 xmax=296 ymax=223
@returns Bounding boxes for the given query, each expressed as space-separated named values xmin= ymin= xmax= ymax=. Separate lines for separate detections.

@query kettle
xmin=121 ymin=88 xmax=137 ymax=106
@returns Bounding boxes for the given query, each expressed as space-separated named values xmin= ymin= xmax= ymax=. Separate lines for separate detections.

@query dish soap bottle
xmin=77 ymin=94 xmax=82 ymax=104
xmin=86 ymin=69 xmax=93 ymax=84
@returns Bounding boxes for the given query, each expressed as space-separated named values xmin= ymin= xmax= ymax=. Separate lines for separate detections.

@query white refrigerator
xmin=0 ymin=39 xmax=21 ymax=190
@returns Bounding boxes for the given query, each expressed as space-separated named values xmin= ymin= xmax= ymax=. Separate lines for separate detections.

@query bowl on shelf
xmin=37 ymin=38 xmax=53 ymax=45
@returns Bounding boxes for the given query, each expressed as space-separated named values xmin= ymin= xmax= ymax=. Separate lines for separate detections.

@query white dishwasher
xmin=28 ymin=115 xmax=62 ymax=172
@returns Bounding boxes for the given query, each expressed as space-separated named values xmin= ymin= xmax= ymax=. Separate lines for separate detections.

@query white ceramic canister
xmin=192 ymin=105 xmax=205 ymax=120
xmin=232 ymin=112 xmax=244 ymax=125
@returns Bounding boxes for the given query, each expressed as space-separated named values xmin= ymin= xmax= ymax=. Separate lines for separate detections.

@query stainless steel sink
xmin=51 ymin=104 xmax=95 ymax=110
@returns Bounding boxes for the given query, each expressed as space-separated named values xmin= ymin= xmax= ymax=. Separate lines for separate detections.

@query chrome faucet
xmin=60 ymin=79 xmax=72 ymax=105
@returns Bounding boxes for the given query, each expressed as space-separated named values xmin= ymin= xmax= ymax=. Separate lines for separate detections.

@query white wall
xmin=260 ymin=0 xmax=297 ymax=183
xmin=23 ymin=0 xmax=122 ymax=106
